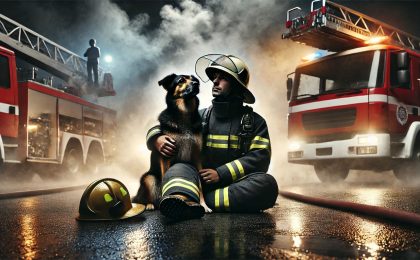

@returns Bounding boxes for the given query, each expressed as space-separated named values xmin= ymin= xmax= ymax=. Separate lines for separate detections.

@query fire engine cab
xmin=0 ymin=14 xmax=116 ymax=177
xmin=283 ymin=0 xmax=420 ymax=182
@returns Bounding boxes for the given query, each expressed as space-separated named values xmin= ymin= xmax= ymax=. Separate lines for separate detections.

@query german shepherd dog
xmin=133 ymin=74 xmax=211 ymax=213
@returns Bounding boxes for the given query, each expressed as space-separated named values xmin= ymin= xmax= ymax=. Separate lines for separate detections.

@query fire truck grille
xmin=302 ymin=108 xmax=356 ymax=130
xmin=304 ymin=133 xmax=355 ymax=143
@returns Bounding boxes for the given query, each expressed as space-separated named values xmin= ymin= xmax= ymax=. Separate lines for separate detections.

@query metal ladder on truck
xmin=0 ymin=13 xmax=115 ymax=97
xmin=282 ymin=0 xmax=420 ymax=52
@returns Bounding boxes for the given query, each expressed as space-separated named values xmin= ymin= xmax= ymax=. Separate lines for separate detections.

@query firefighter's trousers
xmin=161 ymin=163 xmax=278 ymax=212
xmin=162 ymin=163 xmax=202 ymax=203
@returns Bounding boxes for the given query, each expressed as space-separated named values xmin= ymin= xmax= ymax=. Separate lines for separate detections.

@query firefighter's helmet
xmin=76 ymin=178 xmax=145 ymax=221
xmin=195 ymin=54 xmax=255 ymax=104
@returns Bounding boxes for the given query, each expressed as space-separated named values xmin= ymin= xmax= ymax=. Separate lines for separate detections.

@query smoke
xmin=104 ymin=0 xmax=321 ymax=187
xmin=0 ymin=0 xmax=418 ymax=194
xmin=0 ymin=0 xmax=331 ymax=191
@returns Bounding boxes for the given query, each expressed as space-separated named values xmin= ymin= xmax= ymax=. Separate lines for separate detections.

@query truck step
xmin=391 ymin=142 xmax=404 ymax=147
xmin=3 ymin=143 xmax=20 ymax=162
xmin=3 ymin=144 xmax=18 ymax=148
xmin=3 ymin=160 xmax=21 ymax=164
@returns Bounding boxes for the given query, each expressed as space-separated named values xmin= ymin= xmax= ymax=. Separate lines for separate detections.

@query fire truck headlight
xmin=358 ymin=135 xmax=378 ymax=145
xmin=288 ymin=141 xmax=302 ymax=151
xmin=27 ymin=124 xmax=38 ymax=132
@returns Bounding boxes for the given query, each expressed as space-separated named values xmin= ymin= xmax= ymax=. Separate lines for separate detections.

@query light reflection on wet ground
xmin=0 ymin=181 xmax=419 ymax=259
xmin=273 ymin=181 xmax=420 ymax=259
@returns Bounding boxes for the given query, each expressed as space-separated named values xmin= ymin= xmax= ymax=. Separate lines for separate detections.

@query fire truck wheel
xmin=393 ymin=152 xmax=420 ymax=183
xmin=0 ymin=157 xmax=4 ymax=174
xmin=62 ymin=145 xmax=83 ymax=176
xmin=314 ymin=163 xmax=349 ymax=183
xmin=85 ymin=144 xmax=104 ymax=175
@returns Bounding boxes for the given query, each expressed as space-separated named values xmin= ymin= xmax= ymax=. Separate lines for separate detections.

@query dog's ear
xmin=158 ymin=74 xmax=177 ymax=90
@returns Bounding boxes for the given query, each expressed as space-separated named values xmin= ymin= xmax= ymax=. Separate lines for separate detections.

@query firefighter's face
xmin=212 ymin=72 xmax=232 ymax=98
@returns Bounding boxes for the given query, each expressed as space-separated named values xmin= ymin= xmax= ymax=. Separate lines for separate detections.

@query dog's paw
xmin=202 ymin=203 xmax=213 ymax=213
xmin=146 ymin=203 xmax=155 ymax=211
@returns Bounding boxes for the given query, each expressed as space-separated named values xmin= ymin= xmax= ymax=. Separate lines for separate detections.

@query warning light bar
xmin=302 ymin=50 xmax=329 ymax=61
xmin=282 ymin=0 xmax=420 ymax=52
xmin=364 ymin=36 xmax=389 ymax=45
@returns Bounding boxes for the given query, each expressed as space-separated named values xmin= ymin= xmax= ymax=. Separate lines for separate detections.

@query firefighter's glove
xmin=199 ymin=168 xmax=220 ymax=184
xmin=155 ymin=135 xmax=177 ymax=158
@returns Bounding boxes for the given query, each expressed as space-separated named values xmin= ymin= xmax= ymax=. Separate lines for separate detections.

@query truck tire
xmin=85 ymin=144 xmax=104 ymax=175
xmin=62 ymin=145 xmax=83 ymax=176
xmin=314 ymin=162 xmax=349 ymax=183
xmin=0 ymin=157 xmax=4 ymax=175
xmin=393 ymin=146 xmax=420 ymax=183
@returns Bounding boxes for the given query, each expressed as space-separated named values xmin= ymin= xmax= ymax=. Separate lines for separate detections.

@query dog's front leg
xmin=196 ymin=163 xmax=212 ymax=213
xmin=199 ymin=181 xmax=212 ymax=213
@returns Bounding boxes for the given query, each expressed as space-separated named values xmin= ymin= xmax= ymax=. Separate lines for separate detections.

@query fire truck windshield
xmin=293 ymin=50 xmax=385 ymax=100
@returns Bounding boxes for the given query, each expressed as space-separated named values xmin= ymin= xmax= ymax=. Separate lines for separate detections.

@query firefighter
xmin=142 ymin=54 xmax=278 ymax=219
xmin=84 ymin=38 xmax=101 ymax=87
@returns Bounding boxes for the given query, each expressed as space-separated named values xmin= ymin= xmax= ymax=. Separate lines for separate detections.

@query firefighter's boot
xmin=159 ymin=163 xmax=204 ymax=220
xmin=160 ymin=194 xmax=204 ymax=220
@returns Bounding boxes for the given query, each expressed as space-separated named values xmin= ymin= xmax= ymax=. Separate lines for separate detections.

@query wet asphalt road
xmin=0 ymin=182 xmax=419 ymax=259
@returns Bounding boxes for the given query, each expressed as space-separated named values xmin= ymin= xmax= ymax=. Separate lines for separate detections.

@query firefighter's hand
xmin=199 ymin=168 xmax=220 ymax=184
xmin=155 ymin=135 xmax=176 ymax=157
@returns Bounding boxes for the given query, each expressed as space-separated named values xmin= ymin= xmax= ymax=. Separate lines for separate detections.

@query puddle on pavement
xmin=263 ymin=235 xmax=420 ymax=259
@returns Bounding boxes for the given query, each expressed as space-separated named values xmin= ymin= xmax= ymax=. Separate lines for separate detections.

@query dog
xmin=133 ymin=73 xmax=212 ymax=213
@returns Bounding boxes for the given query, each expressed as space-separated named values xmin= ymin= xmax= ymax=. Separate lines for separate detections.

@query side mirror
xmin=397 ymin=52 xmax=408 ymax=69
xmin=287 ymin=78 xmax=293 ymax=101
xmin=397 ymin=70 xmax=410 ymax=87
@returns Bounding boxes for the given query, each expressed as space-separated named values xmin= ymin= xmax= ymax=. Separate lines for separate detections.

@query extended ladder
xmin=0 ymin=14 xmax=115 ymax=97
xmin=282 ymin=0 xmax=420 ymax=52
xmin=0 ymin=14 xmax=95 ymax=80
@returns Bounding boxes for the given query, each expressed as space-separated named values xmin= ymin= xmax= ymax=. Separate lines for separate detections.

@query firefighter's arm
xmin=216 ymin=118 xmax=271 ymax=185
xmin=146 ymin=125 xmax=176 ymax=157
xmin=146 ymin=125 xmax=162 ymax=150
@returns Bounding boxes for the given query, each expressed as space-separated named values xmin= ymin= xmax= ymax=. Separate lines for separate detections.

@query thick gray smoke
xmin=0 ymin=0 xmax=326 ymax=192
xmin=92 ymin=0 xmax=319 ymax=186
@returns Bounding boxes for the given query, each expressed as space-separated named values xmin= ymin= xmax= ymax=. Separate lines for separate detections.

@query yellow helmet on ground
xmin=195 ymin=54 xmax=255 ymax=104
xmin=76 ymin=178 xmax=145 ymax=221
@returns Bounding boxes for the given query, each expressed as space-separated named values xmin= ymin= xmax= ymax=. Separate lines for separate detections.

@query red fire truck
xmin=0 ymin=14 xmax=116 ymax=176
xmin=283 ymin=1 xmax=420 ymax=182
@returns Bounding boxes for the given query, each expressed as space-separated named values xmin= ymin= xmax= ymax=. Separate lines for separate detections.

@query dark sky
xmin=0 ymin=0 xmax=419 ymax=37
xmin=1 ymin=0 xmax=418 ymax=106
xmin=0 ymin=0 xmax=419 ymax=95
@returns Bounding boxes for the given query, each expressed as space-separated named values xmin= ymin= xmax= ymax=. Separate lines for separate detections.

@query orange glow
xmin=20 ymin=214 xmax=37 ymax=259
xmin=364 ymin=36 xmax=389 ymax=45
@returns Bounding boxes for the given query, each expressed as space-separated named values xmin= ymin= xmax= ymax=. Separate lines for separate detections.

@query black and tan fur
xmin=134 ymin=74 xmax=210 ymax=212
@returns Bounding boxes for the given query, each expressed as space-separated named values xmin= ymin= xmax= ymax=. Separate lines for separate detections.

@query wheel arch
xmin=0 ymin=135 xmax=4 ymax=161
xmin=402 ymin=122 xmax=420 ymax=158
xmin=87 ymin=140 xmax=104 ymax=158
xmin=84 ymin=137 xmax=105 ymax=162
xmin=60 ymin=134 xmax=84 ymax=164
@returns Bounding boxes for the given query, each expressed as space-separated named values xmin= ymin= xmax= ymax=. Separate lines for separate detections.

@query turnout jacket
xmin=146 ymin=99 xmax=271 ymax=187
